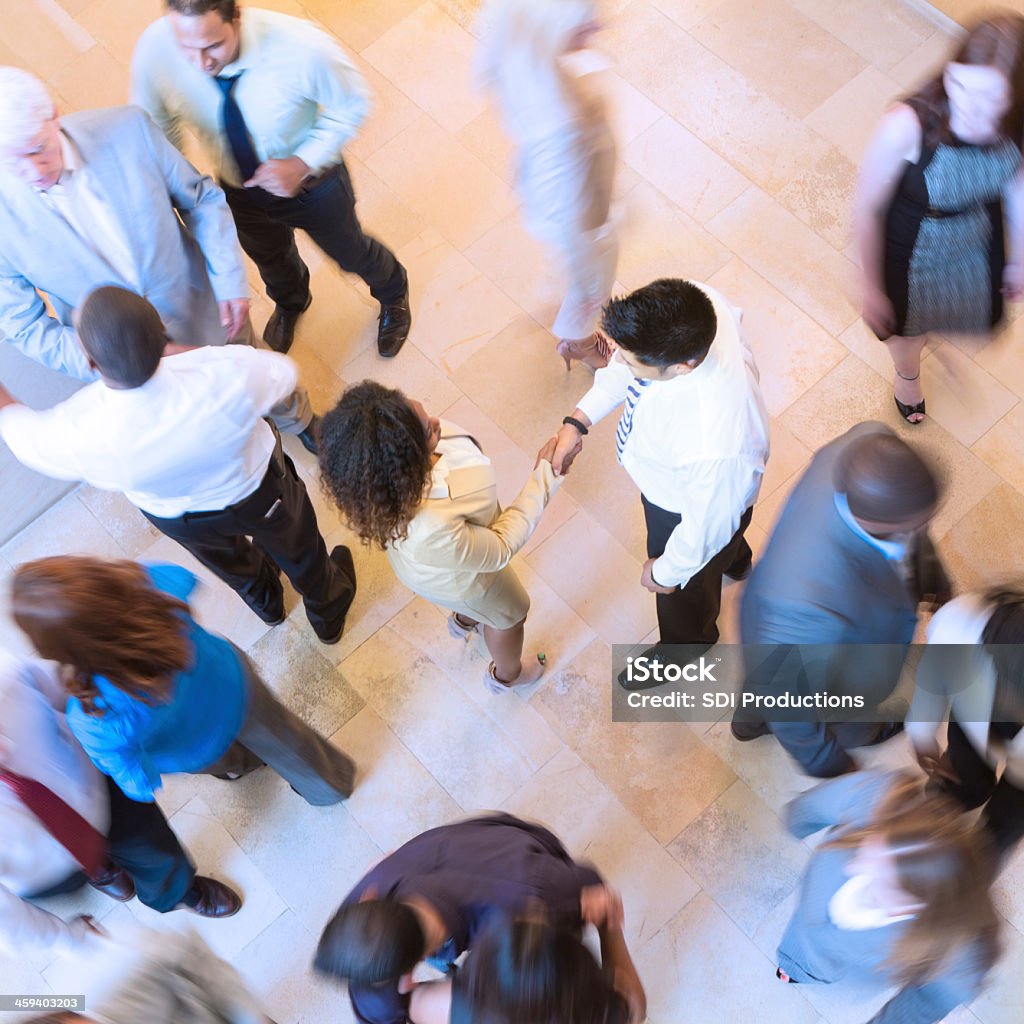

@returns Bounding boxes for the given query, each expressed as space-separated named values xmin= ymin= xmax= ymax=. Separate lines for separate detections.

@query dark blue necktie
xmin=214 ymin=74 xmax=260 ymax=182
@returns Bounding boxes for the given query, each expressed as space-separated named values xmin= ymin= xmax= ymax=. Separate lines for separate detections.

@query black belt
xmin=181 ymin=428 xmax=286 ymax=522
xmin=924 ymin=205 xmax=981 ymax=219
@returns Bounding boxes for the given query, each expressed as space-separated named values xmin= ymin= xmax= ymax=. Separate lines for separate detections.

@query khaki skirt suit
xmin=386 ymin=425 xmax=561 ymax=630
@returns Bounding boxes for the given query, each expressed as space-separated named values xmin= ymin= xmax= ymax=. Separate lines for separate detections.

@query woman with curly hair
xmin=10 ymin=556 xmax=356 ymax=807
xmin=318 ymin=381 xmax=561 ymax=692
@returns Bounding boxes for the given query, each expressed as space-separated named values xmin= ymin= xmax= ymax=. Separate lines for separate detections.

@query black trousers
xmin=29 ymin=777 xmax=195 ymax=913
xmin=941 ymin=720 xmax=1024 ymax=857
xmin=642 ymin=498 xmax=753 ymax=646
xmin=222 ymin=163 xmax=407 ymax=309
xmin=143 ymin=444 xmax=355 ymax=636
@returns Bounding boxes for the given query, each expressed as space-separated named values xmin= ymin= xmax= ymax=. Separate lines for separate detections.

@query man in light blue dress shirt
xmin=132 ymin=0 xmax=411 ymax=358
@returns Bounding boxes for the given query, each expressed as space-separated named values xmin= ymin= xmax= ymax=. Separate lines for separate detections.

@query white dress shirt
xmin=131 ymin=8 xmax=370 ymax=186
xmin=908 ymin=593 xmax=1024 ymax=788
xmin=0 ymin=656 xmax=108 ymax=954
xmin=37 ymin=135 xmax=140 ymax=292
xmin=575 ymin=283 xmax=770 ymax=588
xmin=0 ymin=346 xmax=298 ymax=517
xmin=427 ymin=422 xmax=491 ymax=499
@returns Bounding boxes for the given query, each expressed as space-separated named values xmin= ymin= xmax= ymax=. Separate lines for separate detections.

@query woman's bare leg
xmin=886 ymin=335 xmax=927 ymax=422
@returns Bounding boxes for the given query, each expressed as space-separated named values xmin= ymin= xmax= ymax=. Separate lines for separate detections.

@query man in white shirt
xmin=551 ymin=279 xmax=770 ymax=684
xmin=132 ymin=0 xmax=411 ymax=358
xmin=0 ymin=67 xmax=316 ymax=452
xmin=0 ymin=286 xmax=356 ymax=644
xmin=1 ymin=655 xmax=241 ymax=956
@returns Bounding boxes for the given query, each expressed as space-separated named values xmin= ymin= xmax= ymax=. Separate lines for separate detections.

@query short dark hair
xmin=833 ymin=431 xmax=940 ymax=524
xmin=76 ymin=286 xmax=168 ymax=388
xmin=452 ymin=918 xmax=630 ymax=1024
xmin=314 ymin=901 xmax=426 ymax=987
xmin=318 ymin=381 xmax=434 ymax=550
xmin=600 ymin=278 xmax=717 ymax=370
xmin=165 ymin=0 xmax=238 ymax=20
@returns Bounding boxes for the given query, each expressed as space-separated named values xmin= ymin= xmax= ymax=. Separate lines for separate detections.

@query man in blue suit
xmin=734 ymin=422 xmax=951 ymax=777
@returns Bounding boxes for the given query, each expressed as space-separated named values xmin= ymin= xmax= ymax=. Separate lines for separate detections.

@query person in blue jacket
xmin=10 ymin=555 xmax=355 ymax=806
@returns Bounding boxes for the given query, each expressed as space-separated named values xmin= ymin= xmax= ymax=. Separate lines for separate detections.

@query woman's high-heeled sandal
xmin=894 ymin=369 xmax=926 ymax=424
xmin=483 ymin=653 xmax=546 ymax=694
xmin=556 ymin=332 xmax=611 ymax=371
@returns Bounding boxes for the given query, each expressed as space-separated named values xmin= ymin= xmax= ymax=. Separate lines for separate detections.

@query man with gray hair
xmin=0 ymin=67 xmax=318 ymax=451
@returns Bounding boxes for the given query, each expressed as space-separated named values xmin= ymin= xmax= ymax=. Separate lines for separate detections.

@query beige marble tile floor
xmin=3 ymin=1 xmax=1023 ymax=1022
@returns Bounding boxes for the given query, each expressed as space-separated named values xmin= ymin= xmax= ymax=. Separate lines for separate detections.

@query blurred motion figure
xmin=854 ymin=13 xmax=1024 ymax=423
xmin=777 ymin=771 xmax=1000 ymax=1024
xmin=478 ymin=0 xmax=619 ymax=370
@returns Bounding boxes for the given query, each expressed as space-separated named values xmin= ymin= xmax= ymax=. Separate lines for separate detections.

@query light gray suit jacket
xmin=0 ymin=106 xmax=248 ymax=379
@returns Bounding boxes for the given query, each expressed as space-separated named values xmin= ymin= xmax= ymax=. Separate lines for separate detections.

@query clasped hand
xmin=244 ymin=155 xmax=310 ymax=198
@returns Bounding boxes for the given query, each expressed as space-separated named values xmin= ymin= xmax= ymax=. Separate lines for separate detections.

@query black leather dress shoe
xmin=263 ymin=295 xmax=312 ymax=354
xmin=89 ymin=864 xmax=136 ymax=902
xmin=377 ymin=294 xmax=411 ymax=358
xmin=297 ymin=414 xmax=321 ymax=455
xmin=313 ymin=546 xmax=358 ymax=644
xmin=176 ymin=876 xmax=242 ymax=918
xmin=730 ymin=719 xmax=771 ymax=742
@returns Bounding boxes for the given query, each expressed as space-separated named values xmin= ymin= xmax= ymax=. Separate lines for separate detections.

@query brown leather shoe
xmin=176 ymin=876 xmax=242 ymax=918
xmin=376 ymin=294 xmax=411 ymax=358
xmin=263 ymin=295 xmax=312 ymax=354
xmin=88 ymin=864 xmax=136 ymax=902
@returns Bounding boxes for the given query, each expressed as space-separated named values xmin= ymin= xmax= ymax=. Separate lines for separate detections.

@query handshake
xmin=534 ymin=411 xmax=593 ymax=477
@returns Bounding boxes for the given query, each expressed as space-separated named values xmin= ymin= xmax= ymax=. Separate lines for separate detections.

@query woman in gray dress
xmin=854 ymin=13 xmax=1024 ymax=423
xmin=777 ymin=771 xmax=1000 ymax=1024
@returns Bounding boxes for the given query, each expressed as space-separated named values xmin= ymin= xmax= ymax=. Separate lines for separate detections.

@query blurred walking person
xmin=478 ymin=0 xmax=619 ymax=370
xmin=854 ymin=13 xmax=1024 ymax=423
xmin=11 ymin=557 xmax=356 ymax=807
xmin=777 ymin=770 xmax=1000 ymax=1024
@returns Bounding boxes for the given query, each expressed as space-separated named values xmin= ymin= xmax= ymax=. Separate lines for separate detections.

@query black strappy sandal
xmin=894 ymin=369 xmax=926 ymax=424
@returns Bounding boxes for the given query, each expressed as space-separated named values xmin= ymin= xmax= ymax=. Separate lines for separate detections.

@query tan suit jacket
xmin=387 ymin=434 xmax=560 ymax=628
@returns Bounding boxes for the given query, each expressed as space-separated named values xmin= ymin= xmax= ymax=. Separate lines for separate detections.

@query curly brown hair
xmin=11 ymin=556 xmax=192 ymax=714
xmin=318 ymin=381 xmax=434 ymax=550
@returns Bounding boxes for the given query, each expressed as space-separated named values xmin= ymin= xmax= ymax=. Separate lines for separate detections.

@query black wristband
xmin=562 ymin=415 xmax=589 ymax=436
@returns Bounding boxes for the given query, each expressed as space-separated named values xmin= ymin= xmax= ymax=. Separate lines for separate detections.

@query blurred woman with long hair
xmin=478 ymin=0 xmax=619 ymax=371
xmin=777 ymin=771 xmax=1000 ymax=1022
xmin=10 ymin=556 xmax=355 ymax=806
xmin=854 ymin=13 xmax=1024 ymax=423
xmin=410 ymin=916 xmax=645 ymax=1024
